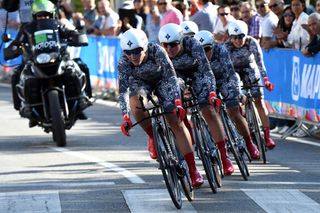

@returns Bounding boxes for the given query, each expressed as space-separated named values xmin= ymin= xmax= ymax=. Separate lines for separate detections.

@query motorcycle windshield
xmin=32 ymin=20 xmax=61 ymax=61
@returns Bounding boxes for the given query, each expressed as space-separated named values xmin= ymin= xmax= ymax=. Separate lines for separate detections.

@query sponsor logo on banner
xmin=291 ymin=56 xmax=320 ymax=101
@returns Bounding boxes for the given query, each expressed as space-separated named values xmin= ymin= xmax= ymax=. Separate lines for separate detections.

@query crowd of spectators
xmin=1 ymin=0 xmax=320 ymax=137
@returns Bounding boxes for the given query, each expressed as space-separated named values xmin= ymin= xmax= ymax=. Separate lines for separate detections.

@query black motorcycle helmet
xmin=32 ymin=0 xmax=56 ymax=19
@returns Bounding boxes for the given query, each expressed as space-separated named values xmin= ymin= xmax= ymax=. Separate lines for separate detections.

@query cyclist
xmin=158 ymin=23 xmax=234 ymax=176
xmin=194 ymin=30 xmax=260 ymax=160
xmin=180 ymin=20 xmax=199 ymax=36
xmin=224 ymin=20 xmax=276 ymax=150
xmin=118 ymin=28 xmax=204 ymax=188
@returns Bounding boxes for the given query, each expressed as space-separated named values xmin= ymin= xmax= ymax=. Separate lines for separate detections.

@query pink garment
xmin=160 ymin=7 xmax=183 ymax=27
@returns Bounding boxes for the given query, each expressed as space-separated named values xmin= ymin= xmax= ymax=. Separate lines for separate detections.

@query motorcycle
xmin=4 ymin=19 xmax=91 ymax=147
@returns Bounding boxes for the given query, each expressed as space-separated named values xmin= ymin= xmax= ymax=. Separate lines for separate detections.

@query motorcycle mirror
xmin=2 ymin=33 xmax=11 ymax=43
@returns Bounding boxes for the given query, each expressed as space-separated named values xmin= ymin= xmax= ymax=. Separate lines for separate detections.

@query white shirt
xmin=286 ymin=12 xmax=309 ymax=50
xmin=261 ymin=11 xmax=278 ymax=40
xmin=101 ymin=10 xmax=119 ymax=30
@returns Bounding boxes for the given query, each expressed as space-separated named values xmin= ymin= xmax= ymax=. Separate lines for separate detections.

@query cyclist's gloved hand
xmin=173 ymin=98 xmax=186 ymax=121
xmin=121 ymin=113 xmax=132 ymax=136
xmin=209 ymin=91 xmax=222 ymax=111
xmin=263 ymin=77 xmax=274 ymax=92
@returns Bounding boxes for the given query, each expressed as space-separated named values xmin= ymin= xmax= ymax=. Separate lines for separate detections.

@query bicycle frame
xmin=241 ymin=82 xmax=267 ymax=164
xmin=182 ymin=82 xmax=223 ymax=191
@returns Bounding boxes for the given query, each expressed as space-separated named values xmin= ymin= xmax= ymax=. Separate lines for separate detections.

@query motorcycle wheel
xmin=48 ymin=90 xmax=66 ymax=147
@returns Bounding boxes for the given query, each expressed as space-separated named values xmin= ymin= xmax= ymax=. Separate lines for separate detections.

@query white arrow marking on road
xmin=0 ymin=191 xmax=61 ymax=213
xmin=51 ymin=147 xmax=145 ymax=184
xmin=122 ymin=189 xmax=197 ymax=213
xmin=242 ymin=189 xmax=320 ymax=213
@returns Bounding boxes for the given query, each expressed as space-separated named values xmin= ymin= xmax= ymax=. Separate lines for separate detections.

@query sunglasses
xmin=283 ymin=13 xmax=294 ymax=17
xmin=269 ymin=3 xmax=278 ymax=9
xmin=157 ymin=2 xmax=167 ymax=5
xmin=230 ymin=7 xmax=240 ymax=12
xmin=256 ymin=4 xmax=266 ymax=9
xmin=231 ymin=34 xmax=246 ymax=40
xmin=124 ymin=47 xmax=143 ymax=55
xmin=219 ymin=13 xmax=229 ymax=16
xmin=162 ymin=42 xmax=180 ymax=48
xmin=204 ymin=46 xmax=212 ymax=52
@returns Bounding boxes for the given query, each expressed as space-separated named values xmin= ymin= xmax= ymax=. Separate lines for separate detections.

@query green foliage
xmin=73 ymin=0 xmax=83 ymax=12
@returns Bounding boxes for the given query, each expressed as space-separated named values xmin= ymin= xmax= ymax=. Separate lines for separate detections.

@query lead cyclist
xmin=118 ymin=28 xmax=204 ymax=188
xmin=224 ymin=20 xmax=276 ymax=150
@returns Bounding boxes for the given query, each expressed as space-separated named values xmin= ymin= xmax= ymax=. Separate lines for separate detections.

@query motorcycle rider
xmin=3 ymin=0 xmax=92 ymax=124
xmin=4 ymin=0 xmax=90 ymax=126
xmin=158 ymin=23 xmax=235 ymax=176
xmin=118 ymin=28 xmax=204 ymax=188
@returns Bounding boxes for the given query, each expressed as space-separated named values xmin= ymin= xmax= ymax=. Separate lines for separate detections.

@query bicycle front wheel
xmin=246 ymin=101 xmax=266 ymax=164
xmin=221 ymin=109 xmax=249 ymax=180
xmin=192 ymin=116 xmax=219 ymax=193
xmin=153 ymin=124 xmax=182 ymax=209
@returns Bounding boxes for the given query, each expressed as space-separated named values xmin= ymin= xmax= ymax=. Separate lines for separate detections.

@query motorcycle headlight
xmin=35 ymin=53 xmax=59 ymax=64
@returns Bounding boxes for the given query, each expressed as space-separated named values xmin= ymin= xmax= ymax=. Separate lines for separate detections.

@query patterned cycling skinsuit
xmin=224 ymin=35 xmax=268 ymax=98
xmin=208 ymin=43 xmax=240 ymax=108
xmin=169 ymin=36 xmax=216 ymax=107
xmin=118 ymin=42 xmax=181 ymax=116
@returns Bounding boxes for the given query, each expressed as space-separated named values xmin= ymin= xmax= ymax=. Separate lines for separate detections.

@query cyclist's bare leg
xmin=130 ymin=95 xmax=158 ymax=158
xmin=227 ymin=106 xmax=260 ymax=159
xmin=166 ymin=114 xmax=204 ymax=188
xmin=201 ymin=105 xmax=234 ymax=175
xmin=254 ymin=96 xmax=276 ymax=149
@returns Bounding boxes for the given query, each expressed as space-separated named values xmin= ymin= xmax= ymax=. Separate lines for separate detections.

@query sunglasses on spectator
xmin=157 ymin=2 xmax=167 ymax=5
xmin=230 ymin=7 xmax=240 ymax=12
xmin=124 ymin=47 xmax=144 ymax=55
xmin=219 ymin=13 xmax=229 ymax=16
xmin=230 ymin=34 xmax=246 ymax=40
xmin=283 ymin=13 xmax=294 ymax=17
xmin=269 ymin=3 xmax=278 ymax=9
xmin=256 ymin=4 xmax=266 ymax=9
xmin=162 ymin=42 xmax=180 ymax=48
xmin=203 ymin=46 xmax=212 ymax=52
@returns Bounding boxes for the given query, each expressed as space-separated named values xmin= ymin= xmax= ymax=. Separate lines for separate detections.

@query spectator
xmin=230 ymin=1 xmax=241 ymax=20
xmin=302 ymin=12 xmax=320 ymax=56
xmin=256 ymin=0 xmax=279 ymax=49
xmin=88 ymin=0 xmax=119 ymax=36
xmin=273 ymin=6 xmax=295 ymax=48
xmin=240 ymin=1 xmax=262 ymax=41
xmin=158 ymin=0 xmax=183 ymax=27
xmin=172 ymin=0 xmax=189 ymax=20
xmin=189 ymin=0 xmax=203 ymax=17
xmin=134 ymin=0 xmax=147 ymax=26
xmin=268 ymin=0 xmax=284 ymax=17
xmin=81 ymin=0 xmax=97 ymax=29
xmin=190 ymin=0 xmax=218 ymax=32
xmin=145 ymin=0 xmax=161 ymax=42
xmin=283 ymin=0 xmax=309 ymax=50
xmin=316 ymin=0 xmax=320 ymax=14
xmin=119 ymin=0 xmax=143 ymax=34
xmin=213 ymin=5 xmax=235 ymax=43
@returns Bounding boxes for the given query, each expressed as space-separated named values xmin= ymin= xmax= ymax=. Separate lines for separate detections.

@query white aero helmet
xmin=120 ymin=28 xmax=148 ymax=51
xmin=228 ymin=20 xmax=248 ymax=36
xmin=180 ymin=21 xmax=199 ymax=35
xmin=194 ymin=30 xmax=214 ymax=47
xmin=158 ymin=23 xmax=183 ymax=43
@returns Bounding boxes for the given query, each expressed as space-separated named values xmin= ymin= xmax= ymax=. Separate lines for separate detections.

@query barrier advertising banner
xmin=263 ymin=49 xmax=320 ymax=123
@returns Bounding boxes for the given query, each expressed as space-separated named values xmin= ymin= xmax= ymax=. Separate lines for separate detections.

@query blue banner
xmin=80 ymin=36 xmax=121 ymax=90
xmin=263 ymin=49 xmax=320 ymax=123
